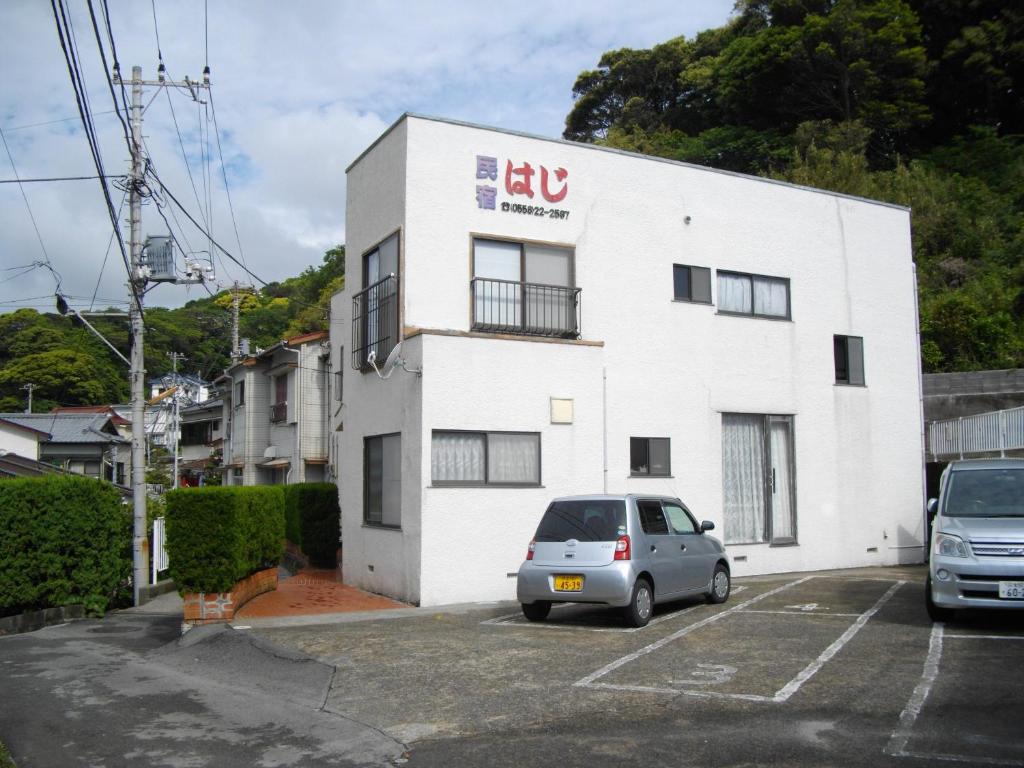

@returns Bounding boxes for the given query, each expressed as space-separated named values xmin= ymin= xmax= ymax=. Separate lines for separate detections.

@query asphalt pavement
xmin=2 ymin=565 xmax=1023 ymax=768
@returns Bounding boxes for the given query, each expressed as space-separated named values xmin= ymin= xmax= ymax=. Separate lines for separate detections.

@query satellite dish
xmin=367 ymin=341 xmax=421 ymax=379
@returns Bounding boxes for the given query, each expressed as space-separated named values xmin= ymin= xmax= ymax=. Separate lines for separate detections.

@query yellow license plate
xmin=554 ymin=575 xmax=583 ymax=592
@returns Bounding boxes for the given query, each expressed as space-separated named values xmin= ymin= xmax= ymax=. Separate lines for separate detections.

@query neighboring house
xmin=177 ymin=398 xmax=224 ymax=485
xmin=221 ymin=331 xmax=331 ymax=486
xmin=328 ymin=114 xmax=924 ymax=606
xmin=0 ymin=417 xmax=51 ymax=461
xmin=0 ymin=450 xmax=65 ymax=479
xmin=147 ymin=374 xmax=212 ymax=449
xmin=0 ymin=412 xmax=130 ymax=485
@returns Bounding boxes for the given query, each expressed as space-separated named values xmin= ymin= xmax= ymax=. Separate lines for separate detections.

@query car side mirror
xmin=926 ymin=498 xmax=938 ymax=516
xmin=700 ymin=520 xmax=715 ymax=533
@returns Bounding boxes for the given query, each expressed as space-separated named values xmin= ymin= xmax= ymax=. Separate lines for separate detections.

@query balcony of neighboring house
xmin=270 ymin=402 xmax=288 ymax=424
xmin=470 ymin=237 xmax=581 ymax=340
xmin=352 ymin=273 xmax=399 ymax=370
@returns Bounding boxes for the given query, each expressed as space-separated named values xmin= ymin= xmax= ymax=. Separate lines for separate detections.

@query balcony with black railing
xmin=471 ymin=277 xmax=581 ymax=339
xmin=269 ymin=402 xmax=287 ymax=423
xmin=352 ymin=274 xmax=399 ymax=370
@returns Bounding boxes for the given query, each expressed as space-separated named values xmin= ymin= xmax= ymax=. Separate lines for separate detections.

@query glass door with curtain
xmin=722 ymin=413 xmax=796 ymax=545
xmin=767 ymin=416 xmax=796 ymax=543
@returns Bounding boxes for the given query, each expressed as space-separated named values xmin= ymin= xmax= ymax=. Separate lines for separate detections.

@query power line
xmin=0 ymin=127 xmax=56 ymax=274
xmin=208 ymin=86 xmax=247 ymax=270
xmin=2 ymin=111 xmax=117 ymax=132
xmin=0 ymin=174 xmax=121 ymax=184
xmin=86 ymin=0 xmax=133 ymax=158
xmin=90 ymin=186 xmax=127 ymax=311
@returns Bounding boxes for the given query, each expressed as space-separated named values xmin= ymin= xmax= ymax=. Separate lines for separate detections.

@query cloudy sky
xmin=1 ymin=1 xmax=733 ymax=313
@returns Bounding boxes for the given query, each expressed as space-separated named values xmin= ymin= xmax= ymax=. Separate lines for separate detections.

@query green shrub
xmin=296 ymin=483 xmax=341 ymax=568
xmin=283 ymin=484 xmax=303 ymax=547
xmin=165 ymin=486 xmax=284 ymax=593
xmin=0 ymin=476 xmax=130 ymax=617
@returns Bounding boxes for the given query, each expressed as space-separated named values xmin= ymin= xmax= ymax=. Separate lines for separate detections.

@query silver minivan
xmin=927 ymin=459 xmax=1024 ymax=621
xmin=516 ymin=494 xmax=730 ymax=627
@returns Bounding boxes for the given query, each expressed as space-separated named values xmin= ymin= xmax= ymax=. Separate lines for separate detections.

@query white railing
xmin=151 ymin=517 xmax=169 ymax=583
xmin=929 ymin=405 xmax=1024 ymax=458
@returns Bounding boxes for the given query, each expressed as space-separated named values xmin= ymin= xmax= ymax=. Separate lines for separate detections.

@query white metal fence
xmin=151 ymin=517 xmax=169 ymax=583
xmin=929 ymin=405 xmax=1024 ymax=458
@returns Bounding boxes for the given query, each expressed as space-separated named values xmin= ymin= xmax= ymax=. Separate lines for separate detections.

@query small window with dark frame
xmin=630 ymin=437 xmax=671 ymax=477
xmin=234 ymin=380 xmax=245 ymax=407
xmin=431 ymin=430 xmax=541 ymax=486
xmin=834 ymin=335 xmax=865 ymax=385
xmin=364 ymin=433 xmax=401 ymax=528
xmin=673 ymin=264 xmax=712 ymax=303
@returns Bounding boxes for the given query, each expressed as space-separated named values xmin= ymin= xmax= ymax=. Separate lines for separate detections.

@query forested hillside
xmin=0 ymin=246 xmax=343 ymax=412
xmin=564 ymin=0 xmax=1022 ymax=373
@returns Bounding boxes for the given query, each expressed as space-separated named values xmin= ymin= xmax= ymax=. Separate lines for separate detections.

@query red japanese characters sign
xmin=474 ymin=154 xmax=570 ymax=220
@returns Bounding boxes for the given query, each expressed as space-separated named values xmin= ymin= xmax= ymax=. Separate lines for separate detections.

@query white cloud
xmin=0 ymin=0 xmax=733 ymax=312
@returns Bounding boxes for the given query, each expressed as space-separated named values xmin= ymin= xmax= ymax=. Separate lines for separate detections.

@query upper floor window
xmin=234 ymin=380 xmax=245 ymax=407
xmin=717 ymin=271 xmax=790 ymax=320
xmin=352 ymin=233 xmax=400 ymax=370
xmin=673 ymin=264 xmax=712 ymax=303
xmin=834 ymin=335 xmax=865 ymax=385
xmin=270 ymin=374 xmax=288 ymax=423
xmin=471 ymin=237 xmax=580 ymax=338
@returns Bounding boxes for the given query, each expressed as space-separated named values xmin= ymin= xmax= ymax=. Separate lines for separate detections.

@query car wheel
xmin=925 ymin=577 xmax=954 ymax=623
xmin=706 ymin=563 xmax=731 ymax=604
xmin=521 ymin=601 xmax=551 ymax=622
xmin=624 ymin=578 xmax=653 ymax=628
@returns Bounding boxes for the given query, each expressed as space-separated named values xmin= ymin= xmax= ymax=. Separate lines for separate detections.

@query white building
xmin=221 ymin=331 xmax=332 ymax=486
xmin=329 ymin=114 xmax=925 ymax=607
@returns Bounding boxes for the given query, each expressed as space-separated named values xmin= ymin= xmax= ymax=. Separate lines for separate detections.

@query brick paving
xmin=235 ymin=567 xmax=407 ymax=618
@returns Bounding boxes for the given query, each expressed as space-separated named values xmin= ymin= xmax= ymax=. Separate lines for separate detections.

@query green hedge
xmin=283 ymin=485 xmax=303 ymax=548
xmin=0 ymin=476 xmax=130 ymax=617
xmin=296 ymin=483 xmax=341 ymax=568
xmin=165 ymin=486 xmax=284 ymax=593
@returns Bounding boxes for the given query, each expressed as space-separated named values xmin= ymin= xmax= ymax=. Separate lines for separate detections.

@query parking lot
xmin=253 ymin=564 xmax=1024 ymax=767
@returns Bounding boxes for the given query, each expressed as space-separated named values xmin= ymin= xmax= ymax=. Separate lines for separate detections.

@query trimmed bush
xmin=296 ymin=483 xmax=341 ymax=568
xmin=283 ymin=484 xmax=303 ymax=548
xmin=165 ymin=486 xmax=284 ymax=593
xmin=0 ymin=476 xmax=130 ymax=617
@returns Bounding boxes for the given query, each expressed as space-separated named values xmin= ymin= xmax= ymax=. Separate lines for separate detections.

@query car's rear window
xmin=535 ymin=500 xmax=627 ymax=542
xmin=945 ymin=468 xmax=1024 ymax=518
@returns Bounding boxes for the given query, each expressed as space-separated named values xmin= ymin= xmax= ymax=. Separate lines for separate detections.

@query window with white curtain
xmin=716 ymin=271 xmax=790 ymax=319
xmin=432 ymin=430 xmax=540 ymax=485
xmin=721 ymin=413 xmax=796 ymax=545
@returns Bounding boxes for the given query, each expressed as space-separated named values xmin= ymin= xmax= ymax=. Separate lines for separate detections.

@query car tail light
xmin=614 ymin=535 xmax=631 ymax=561
xmin=526 ymin=539 xmax=536 ymax=561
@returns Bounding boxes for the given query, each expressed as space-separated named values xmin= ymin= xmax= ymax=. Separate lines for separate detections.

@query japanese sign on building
xmin=474 ymin=154 xmax=570 ymax=220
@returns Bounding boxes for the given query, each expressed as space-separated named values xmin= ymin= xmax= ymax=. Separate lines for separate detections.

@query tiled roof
xmin=0 ymin=413 xmax=127 ymax=444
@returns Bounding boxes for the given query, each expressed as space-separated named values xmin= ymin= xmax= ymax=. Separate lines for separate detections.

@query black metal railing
xmin=352 ymin=274 xmax=399 ymax=370
xmin=471 ymin=277 xmax=581 ymax=338
xmin=269 ymin=402 xmax=287 ymax=423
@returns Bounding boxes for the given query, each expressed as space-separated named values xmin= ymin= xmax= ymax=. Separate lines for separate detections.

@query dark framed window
xmin=364 ymin=433 xmax=401 ymax=528
xmin=716 ymin=270 xmax=791 ymax=319
xmin=335 ymin=348 xmax=344 ymax=401
xmin=353 ymin=233 xmax=400 ymax=371
xmin=471 ymin=237 xmax=580 ymax=338
xmin=630 ymin=437 xmax=671 ymax=477
xmin=234 ymin=380 xmax=245 ymax=407
xmin=834 ymin=335 xmax=865 ymax=385
xmin=431 ymin=430 xmax=541 ymax=486
xmin=673 ymin=264 xmax=712 ymax=303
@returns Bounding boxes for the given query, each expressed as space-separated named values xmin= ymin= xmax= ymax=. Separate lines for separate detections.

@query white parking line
xmin=573 ymin=576 xmax=813 ymax=688
xmin=886 ymin=623 xmax=1024 ymax=766
xmin=576 ymin=578 xmax=902 ymax=703
xmin=943 ymin=633 xmax=1024 ymax=641
xmin=741 ymin=610 xmax=862 ymax=618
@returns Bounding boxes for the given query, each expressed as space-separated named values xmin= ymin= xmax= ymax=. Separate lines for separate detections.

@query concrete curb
xmin=0 ymin=604 xmax=85 ymax=636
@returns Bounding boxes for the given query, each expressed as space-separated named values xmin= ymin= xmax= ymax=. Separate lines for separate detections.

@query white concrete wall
xmin=333 ymin=120 xmax=419 ymax=603
xmin=338 ymin=115 xmax=923 ymax=606
xmin=0 ymin=423 xmax=40 ymax=460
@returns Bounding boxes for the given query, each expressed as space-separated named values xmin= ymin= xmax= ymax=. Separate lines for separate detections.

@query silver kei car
xmin=516 ymin=494 xmax=731 ymax=627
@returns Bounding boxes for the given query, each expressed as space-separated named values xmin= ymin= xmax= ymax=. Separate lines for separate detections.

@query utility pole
xmin=115 ymin=63 xmax=210 ymax=606
xmin=21 ymin=383 xmax=35 ymax=414
xmin=167 ymin=351 xmax=187 ymax=489
xmin=231 ymin=281 xmax=241 ymax=361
